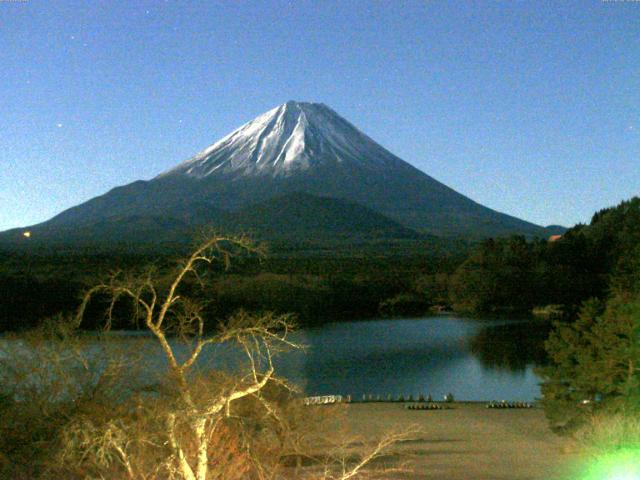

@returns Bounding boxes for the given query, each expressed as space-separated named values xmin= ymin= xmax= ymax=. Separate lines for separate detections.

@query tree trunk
xmin=195 ymin=417 xmax=209 ymax=480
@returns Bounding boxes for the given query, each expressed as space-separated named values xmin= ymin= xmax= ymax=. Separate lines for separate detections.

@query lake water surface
xmin=1 ymin=315 xmax=549 ymax=403
xmin=274 ymin=316 xmax=550 ymax=402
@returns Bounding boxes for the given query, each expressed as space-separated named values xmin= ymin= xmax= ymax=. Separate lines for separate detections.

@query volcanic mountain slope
xmin=224 ymin=192 xmax=421 ymax=241
xmin=2 ymin=193 xmax=420 ymax=249
xmin=1 ymin=101 xmax=558 ymax=247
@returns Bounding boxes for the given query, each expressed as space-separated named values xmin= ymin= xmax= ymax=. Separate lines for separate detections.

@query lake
xmin=273 ymin=316 xmax=550 ymax=402
xmin=1 ymin=315 xmax=550 ymax=403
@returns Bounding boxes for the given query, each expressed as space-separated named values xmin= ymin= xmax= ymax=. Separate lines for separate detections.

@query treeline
xmin=0 ymin=246 xmax=462 ymax=331
xmin=537 ymin=198 xmax=640 ymax=433
xmin=449 ymin=197 xmax=640 ymax=315
xmin=206 ymin=271 xmax=451 ymax=324
xmin=4 ymin=197 xmax=638 ymax=331
xmin=0 ymin=275 xmax=80 ymax=332
xmin=0 ymin=250 xmax=174 ymax=331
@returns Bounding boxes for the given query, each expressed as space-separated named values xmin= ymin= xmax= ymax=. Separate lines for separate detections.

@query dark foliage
xmin=0 ymin=240 xmax=467 ymax=331
xmin=535 ymin=198 xmax=640 ymax=433
xmin=0 ymin=275 xmax=79 ymax=331
xmin=449 ymin=197 xmax=640 ymax=315
xmin=470 ymin=320 xmax=552 ymax=372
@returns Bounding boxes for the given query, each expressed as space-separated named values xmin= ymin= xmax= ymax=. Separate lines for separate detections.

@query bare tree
xmin=0 ymin=314 xmax=154 ymax=478
xmin=0 ymin=235 xmax=418 ymax=479
xmin=74 ymin=235 xmax=309 ymax=480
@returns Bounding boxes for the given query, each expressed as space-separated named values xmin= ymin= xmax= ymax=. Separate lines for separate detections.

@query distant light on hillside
xmin=23 ymin=231 xmax=31 ymax=238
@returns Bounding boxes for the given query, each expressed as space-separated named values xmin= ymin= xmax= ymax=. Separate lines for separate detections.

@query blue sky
xmin=1 ymin=0 xmax=638 ymax=231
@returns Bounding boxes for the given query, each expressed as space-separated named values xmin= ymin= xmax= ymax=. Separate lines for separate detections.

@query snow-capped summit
xmin=2 ymin=101 xmax=555 ymax=245
xmin=159 ymin=101 xmax=402 ymax=179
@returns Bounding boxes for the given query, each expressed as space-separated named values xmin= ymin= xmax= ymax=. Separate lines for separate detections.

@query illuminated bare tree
xmin=75 ymin=235 xmax=302 ymax=480
xmin=46 ymin=234 xmax=418 ymax=480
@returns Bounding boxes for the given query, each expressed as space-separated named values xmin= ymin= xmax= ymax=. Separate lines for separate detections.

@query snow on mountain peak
xmin=159 ymin=101 xmax=403 ymax=179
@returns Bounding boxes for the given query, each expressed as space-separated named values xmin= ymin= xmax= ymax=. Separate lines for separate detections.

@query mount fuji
xmin=2 ymin=101 xmax=560 ymax=249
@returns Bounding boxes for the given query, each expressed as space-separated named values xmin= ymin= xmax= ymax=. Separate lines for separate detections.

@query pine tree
xmin=538 ymin=299 xmax=603 ymax=433
xmin=538 ymin=290 xmax=640 ymax=434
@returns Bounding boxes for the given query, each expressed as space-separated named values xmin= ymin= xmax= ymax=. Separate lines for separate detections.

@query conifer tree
xmin=538 ymin=284 xmax=640 ymax=434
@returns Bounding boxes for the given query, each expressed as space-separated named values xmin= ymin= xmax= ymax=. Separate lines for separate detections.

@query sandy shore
xmin=331 ymin=402 xmax=579 ymax=480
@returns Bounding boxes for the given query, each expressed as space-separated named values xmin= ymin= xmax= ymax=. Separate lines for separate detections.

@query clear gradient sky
xmin=1 ymin=0 xmax=638 ymax=231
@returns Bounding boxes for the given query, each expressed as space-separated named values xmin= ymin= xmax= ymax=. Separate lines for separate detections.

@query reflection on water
xmin=2 ymin=316 xmax=550 ymax=402
xmin=273 ymin=316 xmax=550 ymax=401
xmin=470 ymin=321 xmax=551 ymax=373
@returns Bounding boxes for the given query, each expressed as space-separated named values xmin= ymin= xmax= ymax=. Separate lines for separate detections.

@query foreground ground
xmin=321 ymin=402 xmax=580 ymax=480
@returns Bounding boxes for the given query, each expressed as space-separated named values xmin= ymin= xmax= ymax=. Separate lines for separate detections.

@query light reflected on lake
xmin=273 ymin=316 xmax=550 ymax=401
